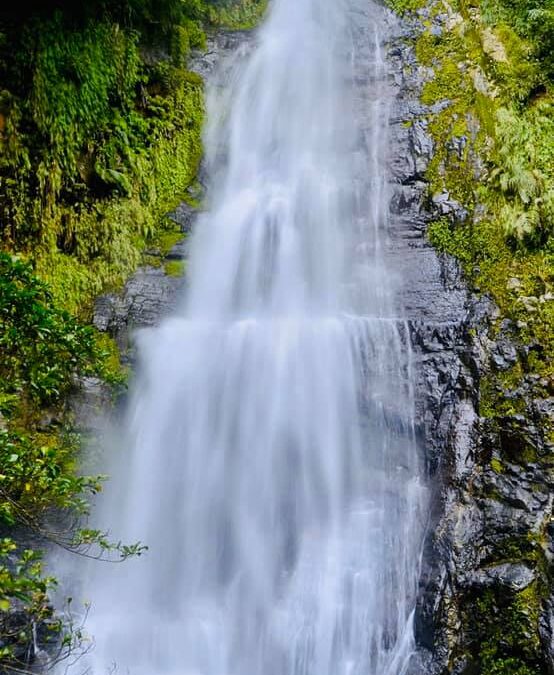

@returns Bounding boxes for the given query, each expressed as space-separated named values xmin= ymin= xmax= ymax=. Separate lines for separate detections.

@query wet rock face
xmin=93 ymin=264 xmax=187 ymax=358
xmin=386 ymin=15 xmax=476 ymax=670
xmin=385 ymin=11 xmax=553 ymax=675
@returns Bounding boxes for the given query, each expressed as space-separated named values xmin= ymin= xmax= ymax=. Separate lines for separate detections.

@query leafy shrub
xmin=0 ymin=541 xmax=58 ymax=669
xmin=481 ymin=0 xmax=554 ymax=81
xmin=0 ymin=253 xmax=105 ymax=404
xmin=0 ymin=253 xmax=143 ymax=669
xmin=491 ymin=105 xmax=554 ymax=245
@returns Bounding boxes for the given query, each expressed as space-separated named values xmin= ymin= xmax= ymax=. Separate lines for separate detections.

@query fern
xmin=492 ymin=106 xmax=554 ymax=243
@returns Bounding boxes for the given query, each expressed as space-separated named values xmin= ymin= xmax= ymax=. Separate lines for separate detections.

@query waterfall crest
xmin=69 ymin=1 xmax=427 ymax=673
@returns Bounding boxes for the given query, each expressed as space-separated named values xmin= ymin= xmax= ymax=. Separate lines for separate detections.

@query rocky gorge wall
xmin=385 ymin=9 xmax=553 ymax=675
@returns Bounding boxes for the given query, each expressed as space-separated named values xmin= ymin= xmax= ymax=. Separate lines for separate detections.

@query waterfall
xmin=66 ymin=0 xmax=427 ymax=673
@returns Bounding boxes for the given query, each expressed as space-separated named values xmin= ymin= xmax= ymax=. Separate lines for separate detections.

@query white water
xmin=65 ymin=1 xmax=427 ymax=673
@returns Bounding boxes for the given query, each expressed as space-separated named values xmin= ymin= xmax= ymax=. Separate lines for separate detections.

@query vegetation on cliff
xmin=388 ymin=0 xmax=553 ymax=672
xmin=0 ymin=2 xmax=206 ymax=314
xmin=0 ymin=253 xmax=138 ymax=668
xmin=0 ymin=0 xmax=265 ymax=670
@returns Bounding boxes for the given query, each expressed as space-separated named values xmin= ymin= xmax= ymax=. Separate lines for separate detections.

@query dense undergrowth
xmin=388 ymin=0 xmax=553 ymax=673
xmin=0 ymin=0 xmax=265 ymax=670
xmin=0 ymin=253 xmax=137 ymax=667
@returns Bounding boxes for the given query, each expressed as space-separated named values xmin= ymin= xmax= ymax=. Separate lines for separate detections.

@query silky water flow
xmin=61 ymin=1 xmax=428 ymax=673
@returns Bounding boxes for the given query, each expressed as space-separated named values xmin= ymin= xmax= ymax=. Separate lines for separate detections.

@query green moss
xmin=469 ymin=585 xmax=543 ymax=674
xmin=94 ymin=332 xmax=127 ymax=385
xmin=414 ymin=30 xmax=441 ymax=66
xmin=490 ymin=457 xmax=504 ymax=473
xmin=422 ymin=59 xmax=464 ymax=105
xmin=387 ymin=0 xmax=426 ymax=14
xmin=479 ymin=656 xmax=539 ymax=675
xmin=206 ymin=0 xmax=268 ymax=30
xmin=490 ymin=535 xmax=538 ymax=564
xmin=428 ymin=218 xmax=474 ymax=267
xmin=158 ymin=228 xmax=186 ymax=256
xmin=479 ymin=363 xmax=528 ymax=421
xmin=0 ymin=12 xmax=206 ymax=317
xmin=164 ymin=260 xmax=187 ymax=277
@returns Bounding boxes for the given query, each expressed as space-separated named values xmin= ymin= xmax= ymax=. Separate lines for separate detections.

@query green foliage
xmin=30 ymin=21 xmax=140 ymax=179
xmin=386 ymin=0 xmax=425 ymax=13
xmin=481 ymin=0 xmax=554 ymax=81
xmin=0 ymin=541 xmax=59 ymax=669
xmin=0 ymin=253 xmax=117 ymax=524
xmin=0 ymin=254 xmax=142 ymax=668
xmin=0 ymin=13 xmax=205 ymax=314
xmin=471 ymin=586 xmax=542 ymax=675
xmin=491 ymin=104 xmax=554 ymax=245
xmin=0 ymin=0 xmax=206 ymax=34
xmin=164 ymin=260 xmax=186 ymax=277
xmin=0 ymin=532 xmax=144 ymax=669
xmin=486 ymin=23 xmax=541 ymax=103
xmin=0 ymin=430 xmax=102 ymax=525
xmin=0 ymin=20 xmax=140 ymax=243
xmin=0 ymin=254 xmax=106 ymax=404
xmin=205 ymin=0 xmax=268 ymax=29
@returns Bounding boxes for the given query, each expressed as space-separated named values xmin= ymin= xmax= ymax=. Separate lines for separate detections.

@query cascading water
xmin=65 ymin=0 xmax=427 ymax=673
